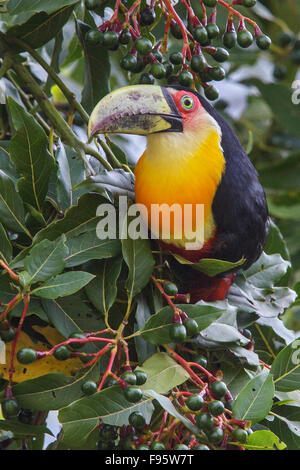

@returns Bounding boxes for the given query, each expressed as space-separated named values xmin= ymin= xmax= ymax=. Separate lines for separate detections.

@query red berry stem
xmin=9 ymin=294 xmax=30 ymax=386
xmin=0 ymin=259 xmax=20 ymax=282
xmin=0 ymin=293 xmax=21 ymax=322
xmin=97 ymin=346 xmax=118 ymax=390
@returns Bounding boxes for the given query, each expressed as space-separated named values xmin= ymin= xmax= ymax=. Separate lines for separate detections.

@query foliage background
xmin=0 ymin=0 xmax=299 ymax=451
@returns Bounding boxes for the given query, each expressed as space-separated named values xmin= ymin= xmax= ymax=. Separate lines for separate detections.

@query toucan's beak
xmin=88 ymin=85 xmax=182 ymax=139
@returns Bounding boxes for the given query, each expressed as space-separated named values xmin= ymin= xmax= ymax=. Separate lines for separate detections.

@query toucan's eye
xmin=181 ymin=95 xmax=194 ymax=110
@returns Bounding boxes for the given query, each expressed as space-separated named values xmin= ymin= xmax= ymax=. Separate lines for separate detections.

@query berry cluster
xmin=84 ymin=0 xmax=271 ymax=100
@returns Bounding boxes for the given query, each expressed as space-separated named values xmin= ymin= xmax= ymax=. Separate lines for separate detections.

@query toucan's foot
xmin=189 ymin=273 xmax=236 ymax=303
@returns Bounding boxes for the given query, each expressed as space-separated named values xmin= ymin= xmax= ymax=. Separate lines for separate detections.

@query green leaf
xmin=266 ymin=412 xmax=300 ymax=450
xmin=34 ymin=193 xmax=107 ymax=243
xmin=24 ymin=235 xmax=68 ymax=283
xmin=134 ymin=295 xmax=156 ymax=365
xmin=141 ymin=302 xmax=225 ymax=345
xmin=59 ymin=387 xmax=154 ymax=448
xmin=7 ymin=5 xmax=75 ymax=50
xmin=76 ymin=20 xmax=110 ymax=114
xmin=65 ymin=232 xmax=121 ymax=268
xmin=122 ymin=238 xmax=154 ymax=300
xmin=268 ymin=200 xmax=300 ymax=221
xmin=8 ymin=98 xmax=54 ymax=212
xmin=237 ymin=430 xmax=286 ymax=450
xmin=228 ymin=252 xmax=296 ymax=318
xmin=271 ymin=340 xmax=300 ymax=392
xmin=32 ymin=271 xmax=95 ymax=299
xmin=173 ymin=254 xmax=245 ymax=277
xmin=138 ymin=353 xmax=190 ymax=394
xmin=264 ymin=220 xmax=290 ymax=261
xmin=259 ymin=152 xmax=300 ymax=192
xmin=7 ymin=0 xmax=79 ymax=15
xmin=0 ymin=222 xmax=12 ymax=263
xmin=143 ymin=390 xmax=198 ymax=435
xmin=56 ymin=142 xmax=72 ymax=212
xmin=0 ymin=420 xmax=53 ymax=438
xmin=74 ymin=169 xmax=135 ymax=199
xmin=201 ymin=323 xmax=249 ymax=345
xmin=254 ymin=82 xmax=300 ymax=137
xmin=85 ymin=257 xmax=122 ymax=315
xmin=233 ymin=371 xmax=274 ymax=423
xmin=13 ymin=364 xmax=100 ymax=411
xmin=222 ymin=363 xmax=256 ymax=398
xmin=0 ymin=170 xmax=30 ymax=237
xmin=42 ymin=294 xmax=105 ymax=339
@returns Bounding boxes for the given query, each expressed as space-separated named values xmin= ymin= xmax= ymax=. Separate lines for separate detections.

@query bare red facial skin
xmin=170 ymin=90 xmax=202 ymax=121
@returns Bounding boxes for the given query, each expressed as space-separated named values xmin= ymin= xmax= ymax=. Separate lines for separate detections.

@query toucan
xmin=88 ymin=85 xmax=269 ymax=302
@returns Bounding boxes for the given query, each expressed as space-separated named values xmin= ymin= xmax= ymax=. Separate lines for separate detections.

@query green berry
xmin=134 ymin=370 xmax=147 ymax=386
xmin=139 ymin=73 xmax=155 ymax=84
xmin=184 ymin=318 xmax=199 ymax=336
xmin=195 ymin=412 xmax=214 ymax=431
xmin=171 ymin=23 xmax=182 ymax=39
xmin=124 ymin=386 xmax=143 ymax=403
xmin=256 ymin=34 xmax=271 ymax=50
xmin=169 ymin=52 xmax=183 ymax=65
xmin=273 ymin=64 xmax=287 ymax=80
xmin=277 ymin=30 xmax=294 ymax=47
xmin=209 ymin=66 xmax=226 ymax=81
xmin=151 ymin=63 xmax=166 ymax=79
xmin=191 ymin=55 xmax=206 ymax=72
xmin=206 ymin=23 xmax=220 ymax=39
xmin=208 ymin=400 xmax=225 ymax=417
xmin=119 ymin=28 xmax=131 ymax=45
xmin=85 ymin=30 xmax=104 ymax=44
xmin=164 ymin=282 xmax=178 ymax=296
xmin=137 ymin=445 xmax=149 ymax=450
xmin=54 ymin=345 xmax=71 ymax=361
xmin=17 ymin=348 xmax=37 ymax=365
xmin=0 ymin=327 xmax=15 ymax=342
xmin=213 ymin=47 xmax=229 ymax=62
xmin=140 ymin=7 xmax=156 ymax=26
xmin=85 ymin=0 xmax=99 ymax=10
xmin=103 ymin=31 xmax=119 ymax=50
xmin=150 ymin=441 xmax=166 ymax=450
xmin=232 ymin=428 xmax=248 ymax=443
xmin=211 ymin=381 xmax=227 ymax=398
xmin=194 ymin=355 xmax=208 ymax=368
xmin=121 ymin=54 xmax=137 ymax=71
xmin=208 ymin=427 xmax=224 ymax=444
xmin=121 ymin=371 xmax=137 ymax=385
xmin=223 ymin=31 xmax=237 ymax=49
xmin=237 ymin=29 xmax=253 ymax=48
xmin=69 ymin=332 xmax=86 ymax=350
xmin=203 ymin=0 xmax=217 ymax=6
xmin=178 ymin=70 xmax=193 ymax=87
xmin=169 ymin=323 xmax=187 ymax=343
xmin=194 ymin=444 xmax=210 ymax=450
xmin=193 ymin=26 xmax=209 ymax=44
xmin=129 ymin=412 xmax=146 ymax=429
xmin=135 ymin=37 xmax=152 ymax=56
xmin=204 ymin=85 xmax=219 ymax=101
xmin=1 ymin=398 xmax=19 ymax=418
xmin=186 ymin=394 xmax=204 ymax=411
xmin=174 ymin=444 xmax=189 ymax=450
xmin=242 ymin=0 xmax=256 ymax=6
xmin=81 ymin=380 xmax=97 ymax=395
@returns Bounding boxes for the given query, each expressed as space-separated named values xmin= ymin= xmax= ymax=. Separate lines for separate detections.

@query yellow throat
xmin=134 ymin=122 xmax=225 ymax=249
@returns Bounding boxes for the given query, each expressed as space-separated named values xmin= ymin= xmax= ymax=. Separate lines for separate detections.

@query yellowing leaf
xmin=0 ymin=326 xmax=82 ymax=382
